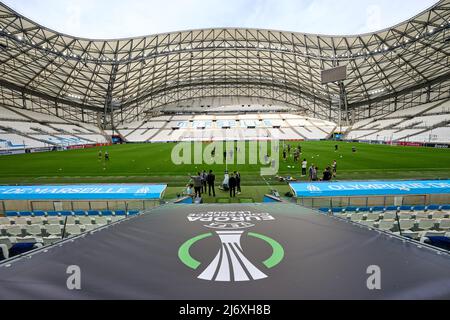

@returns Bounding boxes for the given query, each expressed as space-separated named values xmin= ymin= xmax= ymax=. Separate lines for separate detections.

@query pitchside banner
xmin=289 ymin=180 xmax=450 ymax=197
xmin=0 ymin=184 xmax=167 ymax=200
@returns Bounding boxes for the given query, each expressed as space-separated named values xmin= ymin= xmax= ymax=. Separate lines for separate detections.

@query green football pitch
xmin=0 ymin=141 xmax=449 ymax=202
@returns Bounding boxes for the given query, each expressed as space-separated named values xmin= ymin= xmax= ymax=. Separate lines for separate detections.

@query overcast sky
xmin=3 ymin=0 xmax=439 ymax=39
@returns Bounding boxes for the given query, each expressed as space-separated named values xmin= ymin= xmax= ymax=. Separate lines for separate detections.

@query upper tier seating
xmin=0 ymin=105 xmax=108 ymax=150
xmin=345 ymin=99 xmax=450 ymax=143
xmin=117 ymin=113 xmax=336 ymax=142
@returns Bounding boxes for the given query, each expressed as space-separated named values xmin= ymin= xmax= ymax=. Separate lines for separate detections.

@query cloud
xmin=2 ymin=0 xmax=439 ymax=38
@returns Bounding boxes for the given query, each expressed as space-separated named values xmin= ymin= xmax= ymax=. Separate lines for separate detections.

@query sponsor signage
xmin=290 ymin=180 xmax=450 ymax=197
xmin=0 ymin=184 xmax=167 ymax=200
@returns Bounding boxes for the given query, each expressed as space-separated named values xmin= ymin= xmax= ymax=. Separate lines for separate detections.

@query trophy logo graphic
xmin=178 ymin=211 xmax=284 ymax=282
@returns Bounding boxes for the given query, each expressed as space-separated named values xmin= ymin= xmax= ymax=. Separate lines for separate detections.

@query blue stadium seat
xmin=59 ymin=211 xmax=74 ymax=216
xmin=32 ymin=211 xmax=46 ymax=216
xmin=318 ymin=208 xmax=329 ymax=213
xmin=87 ymin=210 xmax=100 ymax=216
xmin=101 ymin=210 xmax=113 ymax=216
xmin=346 ymin=207 xmax=358 ymax=212
xmin=19 ymin=211 xmax=33 ymax=217
xmin=5 ymin=211 xmax=19 ymax=217
xmin=428 ymin=204 xmax=440 ymax=210
xmin=73 ymin=210 xmax=86 ymax=216
xmin=399 ymin=205 xmax=412 ymax=211
xmin=371 ymin=206 xmax=385 ymax=212
xmin=441 ymin=205 xmax=450 ymax=210
xmin=414 ymin=205 xmax=426 ymax=211
xmin=9 ymin=243 xmax=36 ymax=257
xmin=114 ymin=210 xmax=126 ymax=216
xmin=386 ymin=206 xmax=398 ymax=211
xmin=46 ymin=211 xmax=59 ymax=216
xmin=128 ymin=210 xmax=139 ymax=215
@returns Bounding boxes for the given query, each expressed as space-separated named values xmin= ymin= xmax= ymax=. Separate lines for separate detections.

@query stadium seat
xmin=12 ymin=217 xmax=29 ymax=225
xmin=398 ymin=212 xmax=413 ymax=219
xmin=61 ymin=216 xmax=78 ymax=225
xmin=360 ymin=220 xmax=376 ymax=228
xmin=101 ymin=210 xmax=113 ymax=216
xmin=46 ymin=211 xmax=60 ymax=217
xmin=0 ymin=237 xmax=14 ymax=250
xmin=31 ymin=211 xmax=46 ymax=216
xmin=110 ymin=216 xmax=126 ymax=222
xmin=114 ymin=210 xmax=126 ymax=216
xmin=60 ymin=211 xmax=74 ymax=216
xmin=416 ymin=219 xmax=438 ymax=231
xmin=0 ymin=226 xmax=7 ymax=237
xmin=430 ymin=212 xmax=449 ymax=219
xmin=0 ymin=243 xmax=8 ymax=260
xmin=74 ymin=210 xmax=87 ymax=216
xmin=45 ymin=217 xmax=62 ymax=225
xmin=6 ymin=225 xmax=24 ymax=237
xmin=377 ymin=220 xmax=397 ymax=232
xmin=83 ymin=224 xmax=97 ymax=232
xmin=366 ymin=213 xmax=381 ymax=221
xmin=64 ymin=225 xmax=82 ymax=237
xmin=93 ymin=217 xmax=108 ymax=225
xmin=350 ymin=213 xmax=365 ymax=222
xmin=87 ymin=210 xmax=100 ymax=216
xmin=78 ymin=216 xmax=93 ymax=225
xmin=29 ymin=217 xmax=45 ymax=225
xmin=382 ymin=212 xmax=397 ymax=220
xmin=0 ymin=217 xmax=12 ymax=226
xmin=398 ymin=219 xmax=416 ymax=231
xmin=437 ymin=219 xmax=450 ymax=231
xmin=9 ymin=242 xmax=40 ymax=257
xmin=43 ymin=225 xmax=62 ymax=245
xmin=414 ymin=212 xmax=430 ymax=219
xmin=24 ymin=225 xmax=43 ymax=237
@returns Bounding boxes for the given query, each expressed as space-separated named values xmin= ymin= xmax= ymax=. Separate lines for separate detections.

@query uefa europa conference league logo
xmin=178 ymin=211 xmax=284 ymax=282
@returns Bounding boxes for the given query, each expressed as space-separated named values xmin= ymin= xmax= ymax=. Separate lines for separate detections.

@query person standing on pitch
xmin=105 ymin=151 xmax=109 ymax=161
xmin=190 ymin=172 xmax=202 ymax=197
xmin=332 ymin=160 xmax=337 ymax=177
xmin=229 ymin=173 xmax=237 ymax=198
xmin=201 ymin=170 xmax=207 ymax=193
xmin=235 ymin=171 xmax=241 ymax=194
xmin=207 ymin=170 xmax=216 ymax=197
xmin=308 ymin=163 xmax=315 ymax=181
xmin=98 ymin=150 xmax=102 ymax=160
xmin=301 ymin=158 xmax=307 ymax=177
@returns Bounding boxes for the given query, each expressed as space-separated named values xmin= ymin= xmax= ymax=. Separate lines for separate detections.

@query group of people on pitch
xmin=301 ymin=159 xmax=337 ymax=182
xmin=186 ymin=170 xmax=242 ymax=199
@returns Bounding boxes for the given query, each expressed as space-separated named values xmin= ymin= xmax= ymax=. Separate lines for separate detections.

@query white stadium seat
xmin=64 ymin=225 xmax=82 ymax=237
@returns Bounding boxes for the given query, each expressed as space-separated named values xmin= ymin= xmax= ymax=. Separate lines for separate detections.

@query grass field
xmin=0 ymin=141 xmax=449 ymax=202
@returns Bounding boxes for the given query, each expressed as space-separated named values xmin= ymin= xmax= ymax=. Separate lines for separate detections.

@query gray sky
xmin=3 ymin=0 xmax=439 ymax=39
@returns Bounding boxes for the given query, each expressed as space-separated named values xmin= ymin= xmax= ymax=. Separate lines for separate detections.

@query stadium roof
xmin=0 ymin=0 xmax=449 ymax=122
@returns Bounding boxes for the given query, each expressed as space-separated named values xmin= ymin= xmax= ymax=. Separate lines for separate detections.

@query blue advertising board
xmin=0 ymin=184 xmax=167 ymax=200
xmin=289 ymin=180 xmax=450 ymax=198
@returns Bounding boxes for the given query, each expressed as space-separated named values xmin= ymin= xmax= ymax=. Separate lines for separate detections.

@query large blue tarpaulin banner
xmin=290 ymin=180 xmax=450 ymax=197
xmin=0 ymin=184 xmax=167 ymax=200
